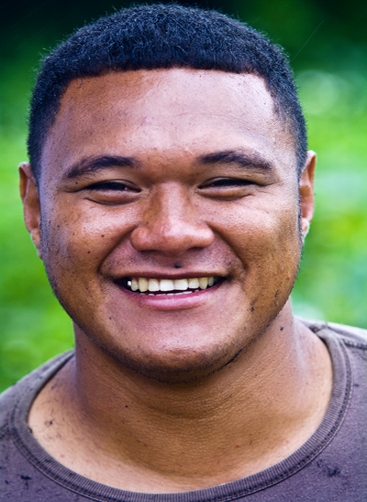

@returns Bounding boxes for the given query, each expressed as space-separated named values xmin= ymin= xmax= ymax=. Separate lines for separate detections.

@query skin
xmin=20 ymin=69 xmax=332 ymax=493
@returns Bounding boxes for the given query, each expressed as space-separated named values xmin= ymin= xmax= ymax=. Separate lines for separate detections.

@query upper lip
xmin=112 ymin=272 xmax=227 ymax=280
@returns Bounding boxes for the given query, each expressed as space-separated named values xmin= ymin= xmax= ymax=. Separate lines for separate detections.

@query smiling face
xmin=21 ymin=69 xmax=314 ymax=382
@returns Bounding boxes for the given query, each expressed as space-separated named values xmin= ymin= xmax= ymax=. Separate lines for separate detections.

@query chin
xmin=100 ymin=340 xmax=241 ymax=384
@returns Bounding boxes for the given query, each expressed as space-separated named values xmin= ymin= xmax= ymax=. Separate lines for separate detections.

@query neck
xmin=29 ymin=306 xmax=332 ymax=492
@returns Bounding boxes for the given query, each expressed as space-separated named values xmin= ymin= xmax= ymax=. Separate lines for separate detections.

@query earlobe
xmin=299 ymin=151 xmax=316 ymax=243
xmin=19 ymin=162 xmax=43 ymax=259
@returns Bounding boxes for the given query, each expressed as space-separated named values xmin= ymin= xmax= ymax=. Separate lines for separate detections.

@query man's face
xmin=22 ymin=69 xmax=313 ymax=382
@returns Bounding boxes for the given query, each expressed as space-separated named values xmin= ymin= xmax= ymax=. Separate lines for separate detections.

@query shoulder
xmin=299 ymin=317 xmax=367 ymax=347
xmin=299 ymin=318 xmax=367 ymax=385
xmin=0 ymin=351 xmax=74 ymax=430
xmin=324 ymin=321 xmax=367 ymax=349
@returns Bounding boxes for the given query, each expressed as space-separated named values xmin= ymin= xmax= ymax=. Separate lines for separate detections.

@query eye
xmin=200 ymin=178 xmax=252 ymax=188
xmin=198 ymin=177 xmax=258 ymax=201
xmin=84 ymin=179 xmax=141 ymax=205
xmin=87 ymin=180 xmax=140 ymax=192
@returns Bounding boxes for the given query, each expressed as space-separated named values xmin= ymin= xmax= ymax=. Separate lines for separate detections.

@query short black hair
xmin=28 ymin=3 xmax=307 ymax=181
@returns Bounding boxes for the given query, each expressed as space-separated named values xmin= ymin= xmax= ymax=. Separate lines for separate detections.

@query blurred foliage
xmin=1 ymin=0 xmax=367 ymax=391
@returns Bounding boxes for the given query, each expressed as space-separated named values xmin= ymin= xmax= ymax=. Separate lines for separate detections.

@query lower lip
xmin=116 ymin=282 xmax=224 ymax=310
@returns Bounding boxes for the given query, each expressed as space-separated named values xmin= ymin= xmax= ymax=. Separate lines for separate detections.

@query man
xmin=1 ymin=4 xmax=366 ymax=501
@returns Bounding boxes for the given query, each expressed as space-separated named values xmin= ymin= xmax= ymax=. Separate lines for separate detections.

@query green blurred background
xmin=1 ymin=0 xmax=367 ymax=391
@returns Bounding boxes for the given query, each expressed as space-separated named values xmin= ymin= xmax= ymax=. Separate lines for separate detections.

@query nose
xmin=130 ymin=184 xmax=214 ymax=256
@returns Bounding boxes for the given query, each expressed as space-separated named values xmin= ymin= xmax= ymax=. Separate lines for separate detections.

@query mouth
xmin=117 ymin=276 xmax=223 ymax=295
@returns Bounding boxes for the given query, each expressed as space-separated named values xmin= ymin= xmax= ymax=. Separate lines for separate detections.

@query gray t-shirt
xmin=1 ymin=320 xmax=367 ymax=501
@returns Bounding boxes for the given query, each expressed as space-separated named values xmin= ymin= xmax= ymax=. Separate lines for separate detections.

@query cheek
xmin=213 ymin=201 xmax=299 ymax=255
xmin=39 ymin=204 xmax=118 ymax=282
xmin=211 ymin=200 xmax=301 ymax=292
xmin=38 ymin=205 xmax=124 ymax=320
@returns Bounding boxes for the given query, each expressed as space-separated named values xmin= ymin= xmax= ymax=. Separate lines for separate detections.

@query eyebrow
xmin=63 ymin=155 xmax=139 ymax=180
xmin=62 ymin=149 xmax=274 ymax=180
xmin=198 ymin=150 xmax=275 ymax=170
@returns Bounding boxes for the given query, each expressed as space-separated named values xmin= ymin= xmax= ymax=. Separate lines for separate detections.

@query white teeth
xmin=188 ymin=278 xmax=200 ymax=289
xmin=148 ymin=278 xmax=159 ymax=292
xmin=174 ymin=279 xmax=189 ymax=291
xmin=160 ymin=279 xmax=175 ymax=291
xmin=199 ymin=277 xmax=209 ymax=289
xmin=138 ymin=277 xmax=148 ymax=292
xmin=129 ymin=276 xmax=216 ymax=294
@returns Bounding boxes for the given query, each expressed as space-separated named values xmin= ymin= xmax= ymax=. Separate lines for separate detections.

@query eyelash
xmin=87 ymin=181 xmax=139 ymax=192
xmin=87 ymin=178 xmax=252 ymax=190
xmin=200 ymin=178 xmax=253 ymax=188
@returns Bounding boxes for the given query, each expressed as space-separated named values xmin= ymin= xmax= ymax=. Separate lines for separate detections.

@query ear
xmin=19 ymin=162 xmax=43 ymax=259
xmin=299 ymin=151 xmax=316 ymax=242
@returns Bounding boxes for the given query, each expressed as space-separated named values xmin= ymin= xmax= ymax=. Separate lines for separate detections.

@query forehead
xmin=41 ymin=69 xmax=296 ymax=176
